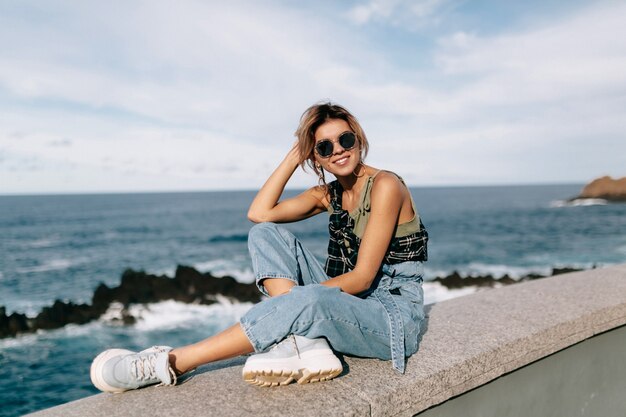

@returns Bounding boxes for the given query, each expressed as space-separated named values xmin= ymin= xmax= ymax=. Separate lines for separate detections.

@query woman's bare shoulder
xmin=371 ymin=170 xmax=405 ymax=195
xmin=305 ymin=184 xmax=331 ymax=210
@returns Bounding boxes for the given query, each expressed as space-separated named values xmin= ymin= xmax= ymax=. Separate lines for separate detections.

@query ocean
xmin=1 ymin=184 xmax=625 ymax=416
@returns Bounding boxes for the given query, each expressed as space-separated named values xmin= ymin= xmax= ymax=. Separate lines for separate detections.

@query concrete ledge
xmin=28 ymin=264 xmax=626 ymax=417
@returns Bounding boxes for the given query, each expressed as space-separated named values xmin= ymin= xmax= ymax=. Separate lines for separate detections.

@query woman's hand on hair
xmin=284 ymin=140 xmax=301 ymax=166
xmin=247 ymin=139 xmax=325 ymax=223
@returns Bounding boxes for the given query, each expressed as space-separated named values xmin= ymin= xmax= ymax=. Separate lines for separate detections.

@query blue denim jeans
xmin=239 ymin=222 xmax=425 ymax=373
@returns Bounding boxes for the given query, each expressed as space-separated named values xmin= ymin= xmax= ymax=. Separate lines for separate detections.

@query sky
xmin=1 ymin=0 xmax=625 ymax=194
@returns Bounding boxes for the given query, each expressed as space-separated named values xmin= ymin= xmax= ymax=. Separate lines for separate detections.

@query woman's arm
xmin=247 ymin=143 xmax=327 ymax=223
xmin=321 ymin=173 xmax=405 ymax=294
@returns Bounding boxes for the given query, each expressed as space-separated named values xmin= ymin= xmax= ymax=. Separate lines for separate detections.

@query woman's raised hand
xmin=284 ymin=140 xmax=302 ymax=166
xmin=247 ymin=138 xmax=325 ymax=224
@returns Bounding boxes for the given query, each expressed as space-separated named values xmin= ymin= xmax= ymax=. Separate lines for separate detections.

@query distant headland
xmin=574 ymin=176 xmax=626 ymax=202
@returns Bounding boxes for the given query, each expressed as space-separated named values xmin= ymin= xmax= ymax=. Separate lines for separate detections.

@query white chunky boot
xmin=242 ymin=335 xmax=343 ymax=387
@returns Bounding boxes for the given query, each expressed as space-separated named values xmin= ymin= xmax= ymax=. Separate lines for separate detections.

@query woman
xmin=90 ymin=102 xmax=428 ymax=391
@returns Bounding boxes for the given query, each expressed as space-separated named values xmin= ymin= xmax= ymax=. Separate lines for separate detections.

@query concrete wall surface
xmin=418 ymin=324 xmax=626 ymax=417
xmin=27 ymin=264 xmax=626 ymax=417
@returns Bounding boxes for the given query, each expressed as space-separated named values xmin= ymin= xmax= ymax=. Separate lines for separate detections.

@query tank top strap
xmin=359 ymin=170 xmax=384 ymax=212
xmin=360 ymin=170 xmax=419 ymax=225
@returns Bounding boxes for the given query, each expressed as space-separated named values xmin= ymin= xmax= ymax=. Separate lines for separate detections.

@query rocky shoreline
xmin=431 ymin=267 xmax=584 ymax=289
xmin=0 ymin=265 xmax=586 ymax=339
xmin=0 ymin=265 xmax=262 ymax=339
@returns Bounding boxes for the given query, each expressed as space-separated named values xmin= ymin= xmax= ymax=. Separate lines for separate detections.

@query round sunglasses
xmin=315 ymin=131 xmax=357 ymax=158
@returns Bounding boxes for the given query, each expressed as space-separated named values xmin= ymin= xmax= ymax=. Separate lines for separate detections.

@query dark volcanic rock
xmin=0 ymin=266 xmax=262 ymax=339
xmin=431 ymin=272 xmax=516 ymax=289
xmin=91 ymin=266 xmax=261 ymax=309
xmin=551 ymin=267 xmax=584 ymax=276
xmin=0 ymin=307 xmax=30 ymax=337
xmin=33 ymin=300 xmax=99 ymax=330
xmin=432 ymin=267 xmax=585 ymax=290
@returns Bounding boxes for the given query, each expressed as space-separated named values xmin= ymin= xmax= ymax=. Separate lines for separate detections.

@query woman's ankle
xmin=168 ymin=351 xmax=188 ymax=376
xmin=263 ymin=278 xmax=296 ymax=297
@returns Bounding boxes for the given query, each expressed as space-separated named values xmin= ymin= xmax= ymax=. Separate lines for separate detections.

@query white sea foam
xmin=151 ymin=266 xmax=177 ymax=277
xmin=0 ymin=320 xmax=105 ymax=350
xmin=423 ymin=282 xmax=478 ymax=305
xmin=16 ymin=258 xmax=77 ymax=274
xmin=0 ymin=332 xmax=41 ymax=349
xmin=121 ymin=298 xmax=254 ymax=331
xmin=51 ymin=321 xmax=106 ymax=339
xmin=193 ymin=259 xmax=255 ymax=284
xmin=465 ymin=262 xmax=552 ymax=279
xmin=422 ymin=267 xmax=452 ymax=281
xmin=99 ymin=302 xmax=127 ymax=323
xmin=550 ymin=198 xmax=607 ymax=208
xmin=21 ymin=237 xmax=63 ymax=249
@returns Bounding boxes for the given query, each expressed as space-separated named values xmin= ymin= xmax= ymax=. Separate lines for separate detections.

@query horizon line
xmin=0 ymin=180 xmax=586 ymax=197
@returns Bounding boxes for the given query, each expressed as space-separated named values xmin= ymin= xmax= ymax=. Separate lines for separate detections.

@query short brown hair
xmin=295 ymin=102 xmax=369 ymax=182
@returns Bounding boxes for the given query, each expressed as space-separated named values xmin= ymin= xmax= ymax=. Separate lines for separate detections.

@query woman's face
xmin=313 ymin=118 xmax=361 ymax=178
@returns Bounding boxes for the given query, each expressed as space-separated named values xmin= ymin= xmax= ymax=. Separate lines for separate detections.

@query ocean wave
xmin=423 ymin=282 xmax=478 ymax=305
xmin=15 ymin=258 xmax=77 ymax=274
xmin=0 ymin=299 xmax=255 ymax=348
xmin=0 ymin=332 xmax=41 ymax=349
xmin=464 ymin=262 xmax=552 ymax=279
xmin=102 ymin=298 xmax=254 ymax=331
xmin=208 ymin=234 xmax=249 ymax=243
xmin=20 ymin=237 xmax=63 ymax=249
xmin=549 ymin=198 xmax=608 ymax=208
xmin=0 ymin=321 xmax=104 ymax=350
xmin=149 ymin=259 xmax=254 ymax=284
xmin=192 ymin=260 xmax=255 ymax=284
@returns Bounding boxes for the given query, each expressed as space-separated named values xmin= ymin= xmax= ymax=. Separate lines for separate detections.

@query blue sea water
xmin=1 ymin=184 xmax=625 ymax=416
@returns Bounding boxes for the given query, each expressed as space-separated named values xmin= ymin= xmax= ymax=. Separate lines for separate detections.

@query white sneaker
xmin=90 ymin=345 xmax=177 ymax=393
xmin=242 ymin=335 xmax=342 ymax=387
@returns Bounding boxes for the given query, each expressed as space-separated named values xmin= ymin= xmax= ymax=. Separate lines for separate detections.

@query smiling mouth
xmin=333 ymin=155 xmax=350 ymax=166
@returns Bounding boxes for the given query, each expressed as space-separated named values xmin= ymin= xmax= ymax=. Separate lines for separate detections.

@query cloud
xmin=47 ymin=138 xmax=72 ymax=147
xmin=434 ymin=6 xmax=626 ymax=108
xmin=0 ymin=1 xmax=625 ymax=193
xmin=332 ymin=2 xmax=626 ymax=184
xmin=0 ymin=1 xmax=377 ymax=139
xmin=347 ymin=0 xmax=451 ymax=27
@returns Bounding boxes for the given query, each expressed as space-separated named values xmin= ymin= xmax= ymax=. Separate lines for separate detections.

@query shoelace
xmin=266 ymin=334 xmax=301 ymax=358
xmin=277 ymin=334 xmax=301 ymax=358
xmin=129 ymin=353 xmax=178 ymax=386
xmin=164 ymin=367 xmax=177 ymax=387
xmin=130 ymin=354 xmax=158 ymax=381
xmin=291 ymin=335 xmax=301 ymax=358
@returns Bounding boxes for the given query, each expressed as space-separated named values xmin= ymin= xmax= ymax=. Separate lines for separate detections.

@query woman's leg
xmin=247 ymin=222 xmax=329 ymax=297
xmin=263 ymin=279 xmax=295 ymax=296
xmin=168 ymin=323 xmax=253 ymax=374
xmin=240 ymin=284 xmax=393 ymax=359
xmin=91 ymin=223 xmax=333 ymax=392
xmin=171 ymin=222 xmax=328 ymax=373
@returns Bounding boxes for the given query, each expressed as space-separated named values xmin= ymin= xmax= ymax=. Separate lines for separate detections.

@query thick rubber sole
xmin=90 ymin=348 xmax=134 ymax=393
xmin=242 ymin=352 xmax=343 ymax=387
xmin=242 ymin=366 xmax=343 ymax=387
